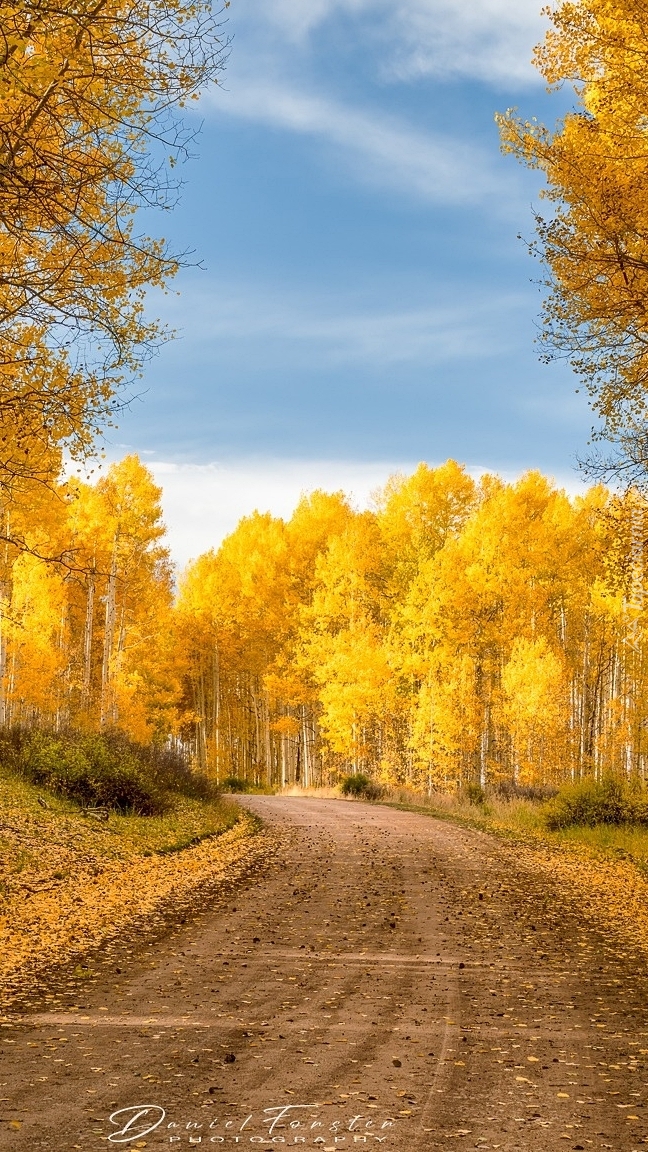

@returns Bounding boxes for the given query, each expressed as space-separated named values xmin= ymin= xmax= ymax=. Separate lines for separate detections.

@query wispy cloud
xmin=383 ymin=0 xmax=548 ymax=85
xmin=211 ymin=81 xmax=508 ymax=206
xmin=206 ymin=0 xmax=543 ymax=210
xmin=159 ymin=281 xmax=529 ymax=367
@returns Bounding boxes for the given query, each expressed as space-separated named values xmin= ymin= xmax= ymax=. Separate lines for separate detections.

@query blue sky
xmin=110 ymin=0 xmax=590 ymax=565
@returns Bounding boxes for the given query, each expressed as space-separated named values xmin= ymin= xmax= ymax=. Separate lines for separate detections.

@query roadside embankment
xmin=0 ymin=774 xmax=274 ymax=1014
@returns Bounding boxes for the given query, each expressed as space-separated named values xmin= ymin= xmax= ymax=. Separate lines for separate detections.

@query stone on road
xmin=0 ymin=797 xmax=644 ymax=1151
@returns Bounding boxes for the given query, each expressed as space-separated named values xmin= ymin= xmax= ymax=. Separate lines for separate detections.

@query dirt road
xmin=0 ymin=797 xmax=646 ymax=1152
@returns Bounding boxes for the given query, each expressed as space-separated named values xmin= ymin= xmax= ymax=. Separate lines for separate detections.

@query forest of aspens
xmin=6 ymin=0 xmax=648 ymax=808
xmin=6 ymin=455 xmax=648 ymax=794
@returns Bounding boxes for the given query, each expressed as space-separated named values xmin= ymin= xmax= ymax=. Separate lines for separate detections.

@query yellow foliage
xmin=175 ymin=461 xmax=648 ymax=791
xmin=0 ymin=455 xmax=176 ymax=739
xmin=497 ymin=0 xmax=648 ymax=443
xmin=0 ymin=0 xmax=225 ymax=496
xmin=500 ymin=637 xmax=567 ymax=782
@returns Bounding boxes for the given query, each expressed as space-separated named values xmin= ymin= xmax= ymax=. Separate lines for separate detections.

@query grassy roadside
xmin=380 ymin=787 xmax=648 ymax=871
xmin=0 ymin=772 xmax=271 ymax=1014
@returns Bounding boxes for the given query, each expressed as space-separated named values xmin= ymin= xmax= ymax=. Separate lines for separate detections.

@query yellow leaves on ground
xmin=504 ymin=832 xmax=648 ymax=980
xmin=0 ymin=778 xmax=266 ymax=1010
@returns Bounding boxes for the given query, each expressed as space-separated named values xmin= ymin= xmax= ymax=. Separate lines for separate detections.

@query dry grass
xmin=279 ymin=784 xmax=341 ymax=799
xmin=383 ymin=786 xmax=648 ymax=868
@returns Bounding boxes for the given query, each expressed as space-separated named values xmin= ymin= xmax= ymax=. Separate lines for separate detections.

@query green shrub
xmin=463 ymin=782 xmax=485 ymax=805
xmin=340 ymin=773 xmax=383 ymax=800
xmin=0 ymin=727 xmax=218 ymax=815
xmin=221 ymin=776 xmax=248 ymax=793
xmin=543 ymin=776 xmax=648 ymax=830
xmin=22 ymin=732 xmax=163 ymax=815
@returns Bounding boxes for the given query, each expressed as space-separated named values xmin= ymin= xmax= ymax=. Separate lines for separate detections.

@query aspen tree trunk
xmin=0 ymin=591 xmax=6 ymax=728
xmin=111 ymin=605 xmax=127 ymax=725
xmin=226 ymin=699 xmax=233 ymax=776
xmin=196 ymin=666 xmax=207 ymax=770
xmin=82 ymin=571 xmax=95 ymax=712
xmin=251 ymin=682 xmax=261 ymax=777
xmin=265 ymin=693 xmax=272 ymax=788
xmin=100 ymin=541 xmax=118 ymax=727
xmin=301 ymin=706 xmax=310 ymax=788
xmin=480 ymin=722 xmax=488 ymax=787
xmin=0 ymin=516 xmax=10 ymax=727
xmin=609 ymin=643 xmax=618 ymax=778
xmin=0 ymin=620 xmax=5 ymax=727
xmin=55 ymin=600 xmax=67 ymax=730
xmin=212 ymin=643 xmax=220 ymax=780
xmin=313 ymin=712 xmax=320 ymax=786
xmin=7 ymin=646 xmax=16 ymax=726
xmin=578 ymin=625 xmax=589 ymax=777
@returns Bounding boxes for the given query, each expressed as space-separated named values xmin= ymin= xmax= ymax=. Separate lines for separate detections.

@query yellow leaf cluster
xmin=0 ymin=775 xmax=269 ymax=1012
xmin=0 ymin=455 xmax=177 ymax=740
xmin=0 ymin=0 xmax=225 ymax=495
xmin=497 ymin=0 xmax=648 ymax=441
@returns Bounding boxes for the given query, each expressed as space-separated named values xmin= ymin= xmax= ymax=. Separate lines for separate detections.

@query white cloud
xmin=385 ymin=0 xmax=548 ymax=85
xmin=235 ymin=0 xmax=547 ymax=86
xmin=213 ymin=81 xmax=508 ymax=205
xmin=149 ymin=458 xmax=416 ymax=568
xmin=140 ymin=456 xmax=586 ymax=570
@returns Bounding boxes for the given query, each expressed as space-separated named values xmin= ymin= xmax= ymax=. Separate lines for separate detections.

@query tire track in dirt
xmin=0 ymin=797 xmax=646 ymax=1152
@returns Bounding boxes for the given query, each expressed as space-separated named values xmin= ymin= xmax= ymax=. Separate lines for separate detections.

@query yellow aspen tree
xmin=170 ymin=466 xmax=648 ymax=790
xmin=0 ymin=0 xmax=227 ymax=494
xmin=175 ymin=493 xmax=354 ymax=786
xmin=402 ymin=473 xmax=608 ymax=787
xmin=92 ymin=456 xmax=174 ymax=738
xmin=268 ymin=490 xmax=354 ymax=785
xmin=376 ymin=461 xmax=479 ymax=785
xmin=500 ymin=636 xmax=568 ymax=784
xmin=3 ymin=550 xmax=67 ymax=725
xmin=176 ymin=512 xmax=290 ymax=781
xmin=497 ymin=0 xmax=648 ymax=468
xmin=296 ymin=512 xmax=395 ymax=779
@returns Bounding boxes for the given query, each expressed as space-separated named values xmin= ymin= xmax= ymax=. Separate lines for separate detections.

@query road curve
xmin=0 ymin=797 xmax=645 ymax=1152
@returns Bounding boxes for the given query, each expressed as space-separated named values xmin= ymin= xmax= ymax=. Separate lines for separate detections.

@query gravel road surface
xmin=0 ymin=797 xmax=646 ymax=1152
